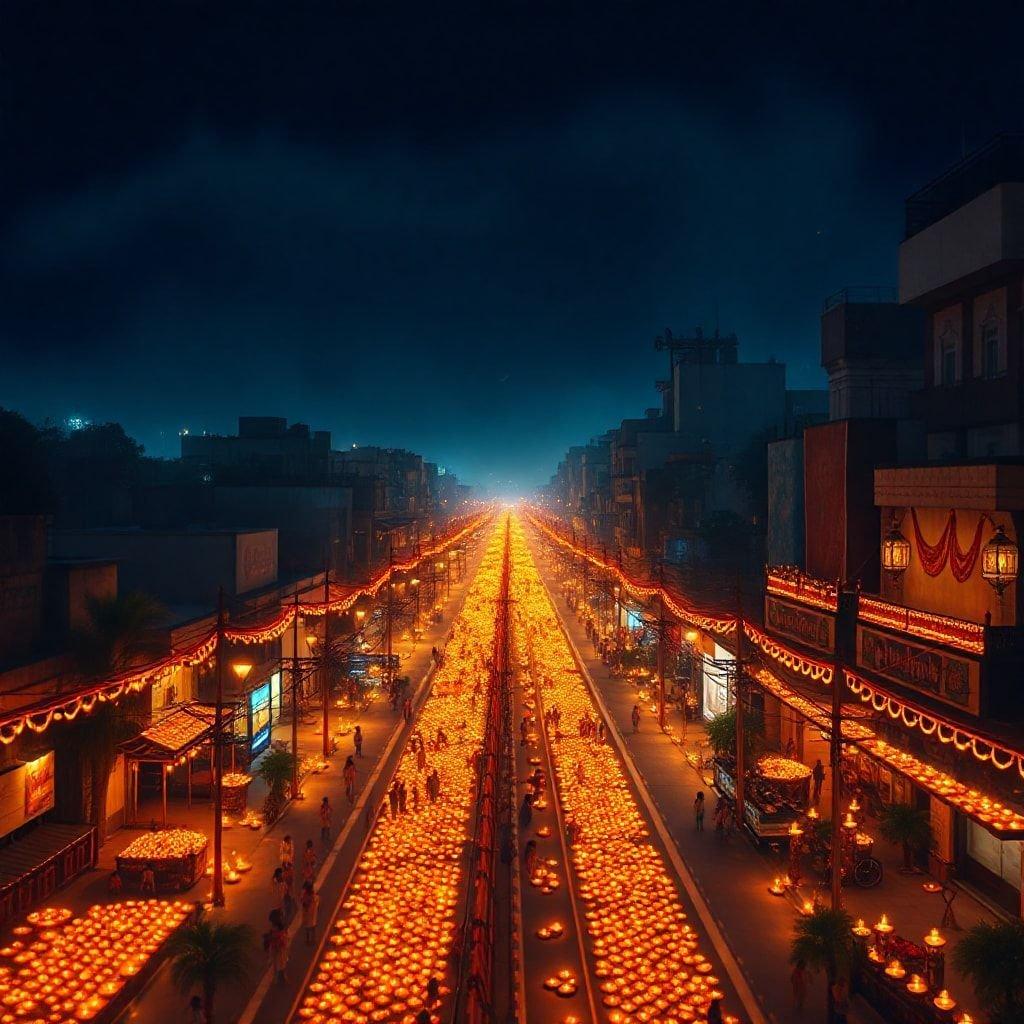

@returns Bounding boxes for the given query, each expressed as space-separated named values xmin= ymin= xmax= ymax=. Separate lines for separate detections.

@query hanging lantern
xmin=881 ymin=528 xmax=911 ymax=574
xmin=982 ymin=525 xmax=1018 ymax=595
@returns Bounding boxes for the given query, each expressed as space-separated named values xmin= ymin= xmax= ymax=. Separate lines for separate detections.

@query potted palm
xmin=878 ymin=802 xmax=932 ymax=873
xmin=953 ymin=918 xmax=1024 ymax=1023
xmin=166 ymin=906 xmax=253 ymax=1024
xmin=256 ymin=748 xmax=296 ymax=823
xmin=790 ymin=906 xmax=858 ymax=1023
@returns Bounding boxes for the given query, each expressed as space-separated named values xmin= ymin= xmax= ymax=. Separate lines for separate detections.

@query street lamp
xmin=410 ymin=578 xmax=421 ymax=629
xmin=231 ymin=661 xmax=253 ymax=683
xmin=982 ymin=524 xmax=1019 ymax=595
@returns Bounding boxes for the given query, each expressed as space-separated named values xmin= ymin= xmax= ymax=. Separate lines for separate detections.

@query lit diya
xmin=906 ymin=974 xmax=928 ymax=995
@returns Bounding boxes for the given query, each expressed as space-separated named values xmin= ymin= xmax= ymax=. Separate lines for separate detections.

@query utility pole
xmin=656 ymin=592 xmax=667 ymax=730
xmin=322 ymin=563 xmax=331 ymax=761
xmin=385 ymin=535 xmax=394 ymax=694
xmin=831 ymin=580 xmax=845 ymax=911
xmin=212 ymin=587 xmax=226 ymax=907
xmin=291 ymin=590 xmax=301 ymax=800
xmin=734 ymin=588 xmax=746 ymax=832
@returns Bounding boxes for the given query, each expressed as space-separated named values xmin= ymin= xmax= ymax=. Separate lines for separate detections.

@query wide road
xmin=508 ymin=514 xmax=761 ymax=1024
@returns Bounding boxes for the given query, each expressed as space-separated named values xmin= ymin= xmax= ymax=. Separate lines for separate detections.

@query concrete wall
xmin=767 ymin=437 xmax=805 ymax=567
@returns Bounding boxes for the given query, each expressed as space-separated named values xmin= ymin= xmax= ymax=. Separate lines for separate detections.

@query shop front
xmin=701 ymin=642 xmax=733 ymax=721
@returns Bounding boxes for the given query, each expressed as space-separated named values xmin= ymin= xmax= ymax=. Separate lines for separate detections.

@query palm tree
xmin=953 ymin=919 xmax=1024 ymax=1023
xmin=256 ymin=748 xmax=296 ymax=823
xmin=71 ymin=591 xmax=164 ymax=845
xmin=166 ymin=906 xmax=253 ymax=1024
xmin=878 ymin=802 xmax=932 ymax=872
xmin=790 ymin=906 xmax=857 ymax=1023
xmin=705 ymin=706 xmax=764 ymax=760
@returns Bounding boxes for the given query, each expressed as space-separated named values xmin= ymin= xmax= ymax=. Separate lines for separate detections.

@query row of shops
xmin=554 ymin=533 xmax=1024 ymax=918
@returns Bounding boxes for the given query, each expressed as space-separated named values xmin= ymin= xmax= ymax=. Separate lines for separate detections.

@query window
xmin=940 ymin=322 xmax=958 ymax=385
xmin=973 ymin=290 xmax=1006 ymax=379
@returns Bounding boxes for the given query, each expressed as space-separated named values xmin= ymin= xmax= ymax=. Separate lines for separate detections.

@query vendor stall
xmin=713 ymin=754 xmax=809 ymax=839
xmin=116 ymin=829 xmax=208 ymax=891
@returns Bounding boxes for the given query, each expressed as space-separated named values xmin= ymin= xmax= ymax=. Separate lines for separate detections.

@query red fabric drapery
xmin=909 ymin=509 xmax=985 ymax=581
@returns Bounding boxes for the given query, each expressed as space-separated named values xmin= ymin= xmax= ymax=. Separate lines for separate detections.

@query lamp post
xmin=212 ymin=588 xmax=227 ymax=908
xmin=321 ymin=564 xmax=332 ymax=760
xmin=291 ymin=590 xmax=301 ymax=801
xmin=410 ymin=578 xmax=421 ymax=629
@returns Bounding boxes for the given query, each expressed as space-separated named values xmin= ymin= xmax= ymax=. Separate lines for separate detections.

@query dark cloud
xmin=3 ymin=2 xmax=1024 ymax=490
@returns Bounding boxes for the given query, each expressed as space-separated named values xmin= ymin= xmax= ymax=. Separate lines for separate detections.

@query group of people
xmin=263 ymin=832 xmax=323 ymax=986
xmin=577 ymin=712 xmax=606 ymax=743
xmin=692 ymin=791 xmax=734 ymax=835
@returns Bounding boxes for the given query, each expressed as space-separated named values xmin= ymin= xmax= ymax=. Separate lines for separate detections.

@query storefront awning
xmin=121 ymin=703 xmax=218 ymax=763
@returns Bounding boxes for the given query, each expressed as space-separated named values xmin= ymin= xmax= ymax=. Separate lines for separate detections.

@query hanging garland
xmin=909 ymin=509 xmax=985 ymax=581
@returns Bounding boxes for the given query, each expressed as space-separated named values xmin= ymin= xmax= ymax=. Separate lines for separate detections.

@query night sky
xmin=3 ymin=2 xmax=1023 ymax=492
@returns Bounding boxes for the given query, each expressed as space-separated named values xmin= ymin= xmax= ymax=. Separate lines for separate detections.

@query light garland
xmin=766 ymin=568 xmax=838 ymax=612
xmin=0 ymin=511 xmax=492 ymax=750
xmin=857 ymin=596 xmax=985 ymax=656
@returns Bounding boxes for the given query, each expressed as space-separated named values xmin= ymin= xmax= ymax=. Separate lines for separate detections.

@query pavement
xmin=7 ymin=531 xmax=491 ymax=1024
xmin=525 ymin=527 xmax=997 ymax=1024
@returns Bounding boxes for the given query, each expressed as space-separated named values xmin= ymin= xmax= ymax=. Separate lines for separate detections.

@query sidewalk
xmin=528 ymin=532 xmax=994 ymax=1024
xmin=16 ymin=535 xmax=490 ymax=1024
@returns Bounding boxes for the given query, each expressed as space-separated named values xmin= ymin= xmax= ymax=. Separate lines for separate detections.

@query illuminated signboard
xmin=270 ymin=671 xmax=282 ymax=720
xmin=25 ymin=753 xmax=55 ymax=819
xmin=250 ymin=683 xmax=272 ymax=754
xmin=764 ymin=595 xmax=834 ymax=653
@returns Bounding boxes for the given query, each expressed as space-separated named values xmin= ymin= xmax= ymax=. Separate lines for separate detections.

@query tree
xmin=0 ymin=408 xmax=55 ymax=514
xmin=705 ymin=705 xmax=764 ymax=760
xmin=256 ymin=748 xmax=296 ymax=823
xmin=790 ymin=906 xmax=857 ymax=1023
xmin=953 ymin=919 xmax=1024 ymax=1023
xmin=71 ymin=592 xmax=164 ymax=845
xmin=878 ymin=802 xmax=932 ymax=872
xmin=166 ymin=906 xmax=254 ymax=1024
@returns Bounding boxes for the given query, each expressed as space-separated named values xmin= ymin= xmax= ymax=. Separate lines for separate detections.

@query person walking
xmin=354 ymin=725 xmax=363 ymax=757
xmin=416 ymin=738 xmax=428 ymax=773
xmin=790 ymin=959 xmax=808 ymax=1012
xmin=398 ymin=780 xmax=408 ymax=814
xmin=428 ymin=768 xmax=440 ymax=801
xmin=302 ymin=839 xmax=317 ymax=882
xmin=403 ymin=696 xmax=413 ymax=723
xmin=523 ymin=839 xmax=538 ymax=878
xmin=140 ymin=864 xmax=155 ymax=895
xmin=388 ymin=781 xmax=400 ymax=818
xmin=812 ymin=759 xmax=826 ymax=803
xmin=188 ymin=994 xmax=207 ymax=1024
xmin=706 ymin=996 xmax=724 ymax=1024
xmin=631 ymin=704 xmax=641 ymax=732
xmin=694 ymin=791 xmax=705 ymax=832
xmin=343 ymin=756 xmax=357 ymax=804
xmin=270 ymin=920 xmax=289 ymax=985
xmin=319 ymin=796 xmax=333 ymax=843
xmin=301 ymin=881 xmax=320 ymax=946
xmin=270 ymin=867 xmax=287 ymax=912
xmin=519 ymin=793 xmax=534 ymax=830
xmin=279 ymin=835 xmax=294 ymax=866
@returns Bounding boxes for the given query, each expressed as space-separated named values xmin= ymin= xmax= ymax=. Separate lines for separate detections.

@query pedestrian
xmin=706 ymin=996 xmax=724 ymax=1024
xmin=426 ymin=976 xmax=440 ymax=1006
xmin=785 ymin=735 xmax=797 ymax=758
xmin=520 ymin=716 xmax=529 ymax=745
xmin=301 ymin=881 xmax=320 ymax=946
xmin=388 ymin=781 xmax=400 ymax=818
xmin=714 ymin=796 xmax=728 ymax=833
xmin=566 ymin=818 xmax=582 ymax=845
xmin=429 ymin=767 xmax=440 ymax=801
xmin=812 ymin=759 xmax=825 ymax=802
xmin=188 ymin=994 xmax=207 ymax=1024
xmin=790 ymin=958 xmax=808 ymax=1011
xmin=140 ymin=863 xmax=156 ymax=895
xmin=344 ymin=756 xmax=357 ymax=804
xmin=279 ymin=834 xmax=294 ymax=866
xmin=108 ymin=870 xmax=123 ymax=896
xmin=270 ymin=867 xmax=287 ymax=911
xmin=831 ymin=977 xmax=850 ymax=1023
xmin=270 ymin=921 xmax=289 ymax=984
xmin=403 ymin=697 xmax=413 ymax=722
xmin=519 ymin=793 xmax=533 ymax=830
xmin=416 ymin=739 xmax=428 ymax=773
xmin=398 ymin=780 xmax=408 ymax=814
xmin=320 ymin=796 xmax=333 ymax=843
xmin=435 ymin=726 xmax=449 ymax=749
xmin=523 ymin=839 xmax=538 ymax=878
xmin=631 ymin=704 xmax=641 ymax=732
xmin=303 ymin=839 xmax=317 ymax=882
xmin=354 ymin=725 xmax=363 ymax=757
xmin=694 ymin=791 xmax=705 ymax=832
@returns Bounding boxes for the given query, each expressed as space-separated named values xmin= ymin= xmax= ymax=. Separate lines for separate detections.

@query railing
xmin=857 ymin=595 xmax=985 ymax=656
xmin=766 ymin=566 xmax=839 ymax=612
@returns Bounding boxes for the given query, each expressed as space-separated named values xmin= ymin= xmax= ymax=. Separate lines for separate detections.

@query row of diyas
xmin=508 ymin=517 xmax=739 ymax=1024
xmin=294 ymin=523 xmax=506 ymax=1024
xmin=118 ymin=829 xmax=207 ymax=861
xmin=0 ymin=899 xmax=189 ymax=1022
